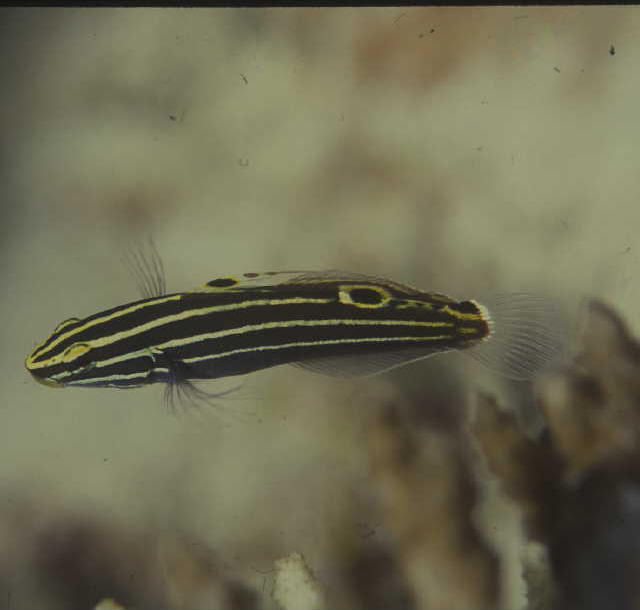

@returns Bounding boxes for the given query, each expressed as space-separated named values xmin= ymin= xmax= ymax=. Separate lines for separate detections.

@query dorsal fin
xmin=197 ymin=271 xmax=309 ymax=291
xmin=121 ymin=237 xmax=167 ymax=298
xmin=196 ymin=269 xmax=426 ymax=295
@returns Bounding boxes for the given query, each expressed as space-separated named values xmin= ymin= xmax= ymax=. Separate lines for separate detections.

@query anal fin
xmin=292 ymin=347 xmax=448 ymax=378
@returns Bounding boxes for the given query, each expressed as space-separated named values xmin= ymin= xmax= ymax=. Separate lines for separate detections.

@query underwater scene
xmin=3 ymin=6 xmax=640 ymax=610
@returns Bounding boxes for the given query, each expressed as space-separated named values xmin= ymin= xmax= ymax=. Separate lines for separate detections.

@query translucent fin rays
xmin=122 ymin=237 xmax=166 ymax=299
xmin=467 ymin=294 xmax=567 ymax=380
xmin=292 ymin=347 xmax=446 ymax=378
xmin=163 ymin=377 xmax=259 ymax=424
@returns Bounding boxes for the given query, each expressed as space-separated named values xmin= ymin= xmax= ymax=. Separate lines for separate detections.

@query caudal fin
xmin=467 ymin=293 xmax=567 ymax=380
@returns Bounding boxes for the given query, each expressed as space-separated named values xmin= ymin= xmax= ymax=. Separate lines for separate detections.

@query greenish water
xmin=2 ymin=6 xmax=638 ymax=609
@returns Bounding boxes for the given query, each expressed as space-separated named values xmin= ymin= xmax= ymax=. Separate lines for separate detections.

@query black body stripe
xmin=180 ymin=338 xmax=452 ymax=380
xmin=27 ymin=281 xmax=489 ymax=387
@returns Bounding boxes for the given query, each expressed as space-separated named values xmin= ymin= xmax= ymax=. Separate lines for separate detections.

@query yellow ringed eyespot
xmin=338 ymin=284 xmax=392 ymax=308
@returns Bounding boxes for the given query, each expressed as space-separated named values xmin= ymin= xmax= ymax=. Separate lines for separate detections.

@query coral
xmin=474 ymin=301 xmax=640 ymax=610
xmin=369 ymin=405 xmax=500 ymax=610
xmin=272 ymin=552 xmax=325 ymax=610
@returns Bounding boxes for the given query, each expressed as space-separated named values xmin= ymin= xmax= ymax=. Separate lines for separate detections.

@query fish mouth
xmin=31 ymin=375 xmax=64 ymax=389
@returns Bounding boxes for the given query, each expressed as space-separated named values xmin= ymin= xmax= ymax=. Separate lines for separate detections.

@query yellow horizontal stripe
xmin=28 ymin=296 xmax=333 ymax=369
xmin=396 ymin=300 xmax=434 ymax=310
xmin=50 ymin=348 xmax=153 ymax=381
xmin=182 ymin=335 xmax=452 ymax=365
xmin=440 ymin=305 xmax=482 ymax=321
xmin=28 ymin=294 xmax=183 ymax=363
xmin=154 ymin=318 xmax=455 ymax=351
xmin=69 ymin=371 xmax=150 ymax=385
xmin=48 ymin=317 xmax=455 ymax=379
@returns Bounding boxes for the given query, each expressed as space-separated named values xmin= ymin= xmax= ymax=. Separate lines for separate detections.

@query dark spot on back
xmin=207 ymin=278 xmax=237 ymax=288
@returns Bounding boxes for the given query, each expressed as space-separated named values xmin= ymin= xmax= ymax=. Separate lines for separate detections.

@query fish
xmin=25 ymin=246 xmax=564 ymax=401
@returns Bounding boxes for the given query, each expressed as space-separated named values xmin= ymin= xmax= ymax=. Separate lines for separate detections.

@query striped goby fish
xmin=25 ymin=262 xmax=562 ymax=392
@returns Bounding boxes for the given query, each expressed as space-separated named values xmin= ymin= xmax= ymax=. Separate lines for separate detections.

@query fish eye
xmin=61 ymin=342 xmax=92 ymax=363
xmin=338 ymin=284 xmax=391 ymax=308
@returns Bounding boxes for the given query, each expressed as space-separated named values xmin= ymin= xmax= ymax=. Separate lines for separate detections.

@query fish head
xmin=25 ymin=317 xmax=96 ymax=387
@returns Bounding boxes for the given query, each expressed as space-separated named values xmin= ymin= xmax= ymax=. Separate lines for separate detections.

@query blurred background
xmin=2 ymin=7 xmax=639 ymax=610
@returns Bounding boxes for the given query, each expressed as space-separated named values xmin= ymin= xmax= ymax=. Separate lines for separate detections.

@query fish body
xmin=25 ymin=271 xmax=492 ymax=389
